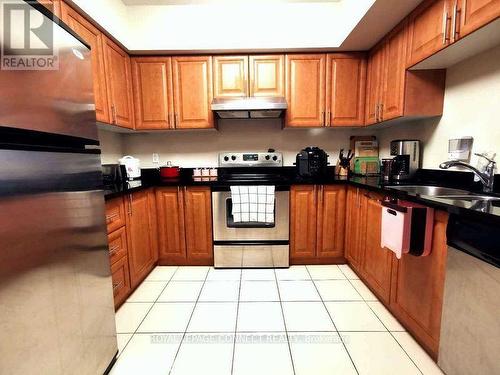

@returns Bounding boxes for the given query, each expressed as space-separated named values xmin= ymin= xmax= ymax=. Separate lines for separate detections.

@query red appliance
xmin=160 ymin=161 xmax=180 ymax=179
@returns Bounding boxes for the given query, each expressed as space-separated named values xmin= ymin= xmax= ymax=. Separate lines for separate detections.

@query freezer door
xmin=0 ymin=0 xmax=97 ymax=141
xmin=0 ymin=149 xmax=117 ymax=375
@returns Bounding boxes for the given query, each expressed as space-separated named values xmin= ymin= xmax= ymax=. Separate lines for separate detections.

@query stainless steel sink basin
xmin=386 ymin=185 xmax=473 ymax=196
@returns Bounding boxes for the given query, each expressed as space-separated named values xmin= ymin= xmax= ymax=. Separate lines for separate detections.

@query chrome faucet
xmin=439 ymin=153 xmax=496 ymax=192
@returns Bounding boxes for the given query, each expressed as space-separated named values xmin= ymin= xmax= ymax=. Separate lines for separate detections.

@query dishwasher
xmin=438 ymin=214 xmax=500 ymax=375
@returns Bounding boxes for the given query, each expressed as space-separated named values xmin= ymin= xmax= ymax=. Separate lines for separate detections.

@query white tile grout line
xmin=273 ymin=268 xmax=297 ymax=375
xmin=230 ymin=268 xmax=243 ymax=375
xmin=305 ymin=265 xmax=360 ymax=375
xmin=116 ymin=266 xmax=179 ymax=358
xmin=167 ymin=267 xmax=211 ymax=375
xmin=341 ymin=268 xmax=424 ymax=375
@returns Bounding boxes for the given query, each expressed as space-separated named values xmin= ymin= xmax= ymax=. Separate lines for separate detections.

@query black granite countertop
xmin=104 ymin=167 xmax=500 ymax=224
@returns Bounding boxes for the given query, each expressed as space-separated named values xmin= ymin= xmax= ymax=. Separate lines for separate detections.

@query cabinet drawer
xmin=111 ymin=256 xmax=131 ymax=309
xmin=105 ymin=197 xmax=126 ymax=233
xmin=108 ymin=226 xmax=128 ymax=265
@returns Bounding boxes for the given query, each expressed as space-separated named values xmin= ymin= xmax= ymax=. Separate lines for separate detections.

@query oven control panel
xmin=219 ymin=152 xmax=283 ymax=167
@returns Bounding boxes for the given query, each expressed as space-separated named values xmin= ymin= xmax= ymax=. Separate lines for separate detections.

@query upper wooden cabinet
xmin=285 ymin=54 xmax=326 ymax=127
xmin=290 ymin=185 xmax=346 ymax=264
xmin=407 ymin=0 xmax=453 ymax=67
xmin=132 ymin=57 xmax=174 ymax=130
xmin=249 ymin=55 xmax=285 ymax=97
xmin=172 ymin=56 xmax=214 ymax=129
xmin=366 ymin=20 xmax=446 ymax=125
xmin=457 ymin=0 xmax=500 ymax=38
xmin=61 ymin=3 xmax=110 ymax=123
xmin=326 ymin=53 xmax=366 ymax=127
xmin=103 ymin=37 xmax=135 ymax=128
xmin=39 ymin=0 xmax=61 ymax=17
xmin=125 ymin=189 xmax=158 ymax=288
xmin=213 ymin=55 xmax=249 ymax=98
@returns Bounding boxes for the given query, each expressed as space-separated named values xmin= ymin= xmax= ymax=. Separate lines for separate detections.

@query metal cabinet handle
xmin=109 ymin=245 xmax=119 ymax=256
xmin=326 ymin=111 xmax=331 ymax=127
xmin=111 ymin=104 xmax=117 ymax=124
xmin=113 ymin=281 xmax=123 ymax=292
xmin=379 ymin=103 xmax=384 ymax=122
xmin=128 ymin=194 xmax=133 ymax=216
xmin=106 ymin=212 xmax=119 ymax=222
xmin=452 ymin=2 xmax=461 ymax=40
xmin=321 ymin=111 xmax=325 ymax=126
xmin=175 ymin=113 xmax=179 ymax=128
xmin=375 ymin=104 xmax=379 ymax=122
xmin=442 ymin=11 xmax=451 ymax=45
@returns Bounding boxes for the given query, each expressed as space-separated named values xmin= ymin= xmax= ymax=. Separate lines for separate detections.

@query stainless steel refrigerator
xmin=0 ymin=1 xmax=118 ymax=374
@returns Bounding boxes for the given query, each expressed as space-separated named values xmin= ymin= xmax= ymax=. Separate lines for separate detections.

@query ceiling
xmin=122 ymin=0 xmax=341 ymax=5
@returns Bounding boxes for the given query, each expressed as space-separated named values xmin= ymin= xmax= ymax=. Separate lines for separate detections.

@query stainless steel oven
xmin=212 ymin=151 xmax=290 ymax=268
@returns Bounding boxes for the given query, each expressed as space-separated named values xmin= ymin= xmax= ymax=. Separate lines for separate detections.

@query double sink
xmin=386 ymin=185 xmax=500 ymax=202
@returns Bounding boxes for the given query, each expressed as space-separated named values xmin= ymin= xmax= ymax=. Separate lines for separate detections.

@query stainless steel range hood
xmin=211 ymin=97 xmax=287 ymax=119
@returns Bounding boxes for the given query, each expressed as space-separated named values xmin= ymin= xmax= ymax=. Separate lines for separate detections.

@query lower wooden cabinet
xmin=290 ymin=185 xmax=346 ymax=264
xmin=110 ymin=256 xmax=131 ymax=309
xmin=125 ymin=189 xmax=158 ymax=288
xmin=345 ymin=186 xmax=449 ymax=359
xmin=390 ymin=210 xmax=448 ymax=360
xmin=156 ymin=186 xmax=213 ymax=265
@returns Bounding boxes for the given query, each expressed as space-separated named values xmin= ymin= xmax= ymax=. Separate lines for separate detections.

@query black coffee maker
xmin=295 ymin=147 xmax=329 ymax=178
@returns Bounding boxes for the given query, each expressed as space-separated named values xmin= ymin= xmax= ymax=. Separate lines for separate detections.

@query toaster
xmin=295 ymin=147 xmax=329 ymax=178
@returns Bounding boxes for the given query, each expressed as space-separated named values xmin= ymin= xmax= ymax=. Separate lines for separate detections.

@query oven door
xmin=212 ymin=189 xmax=289 ymax=242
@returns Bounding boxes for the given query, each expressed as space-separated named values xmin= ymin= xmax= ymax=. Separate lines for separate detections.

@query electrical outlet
xmin=152 ymin=153 xmax=159 ymax=163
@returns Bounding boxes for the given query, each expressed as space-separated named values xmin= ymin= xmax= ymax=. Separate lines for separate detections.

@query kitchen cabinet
xmin=344 ymin=186 xmax=367 ymax=271
xmin=249 ymin=55 xmax=285 ymax=97
xmin=110 ymin=256 xmax=131 ymax=309
xmin=125 ymin=189 xmax=158 ymax=288
xmin=105 ymin=196 xmax=127 ymax=233
xmin=407 ymin=0 xmax=453 ymax=67
xmin=213 ymin=55 xmax=249 ymax=98
xmin=457 ymin=0 xmax=500 ymax=38
xmin=326 ymin=53 xmax=366 ymax=127
xmin=39 ymin=0 xmax=61 ymax=17
xmin=131 ymin=57 xmax=174 ymax=130
xmin=103 ymin=37 xmax=135 ymax=129
xmin=60 ymin=3 xmax=110 ymax=124
xmin=366 ymin=20 xmax=446 ymax=125
xmin=361 ymin=191 xmax=393 ymax=304
xmin=156 ymin=186 xmax=213 ymax=265
xmin=285 ymin=54 xmax=326 ymax=127
xmin=290 ymin=185 xmax=346 ymax=263
xmin=172 ymin=56 xmax=214 ymax=129
xmin=390 ymin=210 xmax=449 ymax=359
xmin=107 ymin=226 xmax=128 ymax=265
xmin=184 ymin=187 xmax=213 ymax=263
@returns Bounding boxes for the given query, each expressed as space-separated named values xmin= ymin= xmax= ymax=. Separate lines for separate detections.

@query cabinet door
xmin=407 ymin=0 xmax=452 ymax=67
xmin=156 ymin=187 xmax=187 ymax=264
xmin=364 ymin=45 xmax=384 ymax=125
xmin=344 ymin=187 xmax=366 ymax=273
xmin=316 ymin=185 xmax=346 ymax=259
xmin=105 ymin=196 xmax=126 ymax=233
xmin=213 ymin=55 xmax=248 ymax=98
xmin=285 ymin=54 xmax=326 ymax=127
xmin=39 ymin=0 xmax=61 ymax=17
xmin=108 ymin=226 xmax=128 ymax=265
xmin=103 ymin=37 xmax=135 ymax=128
xmin=111 ymin=255 xmax=131 ymax=309
xmin=390 ymin=210 xmax=448 ymax=359
xmin=458 ymin=0 xmax=500 ymax=38
xmin=382 ymin=21 xmax=408 ymax=122
xmin=126 ymin=189 xmax=157 ymax=287
xmin=326 ymin=53 xmax=366 ymax=127
xmin=172 ymin=56 xmax=214 ymax=129
xmin=183 ymin=187 xmax=213 ymax=264
xmin=290 ymin=185 xmax=317 ymax=262
xmin=249 ymin=55 xmax=285 ymax=97
xmin=132 ymin=57 xmax=174 ymax=130
xmin=61 ymin=3 xmax=110 ymax=123
xmin=361 ymin=193 xmax=393 ymax=304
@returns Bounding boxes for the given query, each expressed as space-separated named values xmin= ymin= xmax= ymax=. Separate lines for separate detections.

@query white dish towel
xmin=230 ymin=185 xmax=275 ymax=223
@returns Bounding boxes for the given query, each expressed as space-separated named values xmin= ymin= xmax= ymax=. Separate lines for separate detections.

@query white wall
xmin=378 ymin=44 xmax=500 ymax=170
xmin=121 ymin=120 xmax=375 ymax=167
xmin=98 ymin=129 xmax=125 ymax=164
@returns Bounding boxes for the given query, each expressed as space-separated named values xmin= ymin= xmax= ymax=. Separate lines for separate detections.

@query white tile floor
xmin=111 ymin=265 xmax=444 ymax=375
